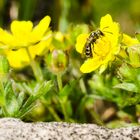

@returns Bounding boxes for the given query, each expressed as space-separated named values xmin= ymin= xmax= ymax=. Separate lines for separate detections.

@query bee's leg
xmin=91 ymin=43 xmax=99 ymax=56
xmin=93 ymin=49 xmax=99 ymax=56
xmin=104 ymin=31 xmax=113 ymax=35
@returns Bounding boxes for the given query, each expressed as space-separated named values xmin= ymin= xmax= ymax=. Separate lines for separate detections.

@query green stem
xmin=57 ymin=74 xmax=63 ymax=91
xmin=0 ymin=80 xmax=5 ymax=106
xmin=47 ymin=106 xmax=62 ymax=121
xmin=56 ymin=74 xmax=68 ymax=121
xmin=40 ymin=97 xmax=61 ymax=121
xmin=89 ymin=109 xmax=104 ymax=126
xmin=60 ymin=101 xmax=69 ymax=121
xmin=79 ymin=79 xmax=87 ymax=94
xmin=25 ymin=48 xmax=43 ymax=82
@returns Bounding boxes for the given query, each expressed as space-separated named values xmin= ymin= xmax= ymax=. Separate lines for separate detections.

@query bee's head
xmin=97 ymin=30 xmax=104 ymax=36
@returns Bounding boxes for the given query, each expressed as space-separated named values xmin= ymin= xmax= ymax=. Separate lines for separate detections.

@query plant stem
xmin=60 ymin=101 xmax=69 ymax=121
xmin=56 ymin=74 xmax=69 ymax=121
xmin=40 ymin=97 xmax=62 ymax=121
xmin=0 ymin=80 xmax=5 ymax=106
xmin=57 ymin=74 xmax=63 ymax=91
xmin=79 ymin=79 xmax=87 ymax=94
xmin=47 ymin=106 xmax=62 ymax=121
xmin=89 ymin=109 xmax=104 ymax=126
xmin=25 ymin=48 xmax=43 ymax=82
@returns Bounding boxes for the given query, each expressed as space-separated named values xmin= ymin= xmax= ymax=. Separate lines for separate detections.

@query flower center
xmin=93 ymin=36 xmax=111 ymax=58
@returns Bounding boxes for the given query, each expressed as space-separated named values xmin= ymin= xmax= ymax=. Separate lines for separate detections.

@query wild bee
xmin=82 ymin=29 xmax=104 ymax=58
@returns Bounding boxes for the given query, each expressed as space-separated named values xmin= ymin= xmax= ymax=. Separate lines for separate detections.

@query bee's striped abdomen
xmin=85 ymin=44 xmax=93 ymax=58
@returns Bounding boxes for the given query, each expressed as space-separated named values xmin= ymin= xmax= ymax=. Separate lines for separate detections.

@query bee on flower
xmin=76 ymin=14 xmax=120 ymax=73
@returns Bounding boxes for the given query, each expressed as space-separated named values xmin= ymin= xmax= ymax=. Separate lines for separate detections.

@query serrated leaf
xmin=16 ymin=80 xmax=53 ymax=118
xmin=114 ymin=83 xmax=139 ymax=93
xmin=17 ymin=91 xmax=25 ymax=109
xmin=4 ymin=81 xmax=19 ymax=116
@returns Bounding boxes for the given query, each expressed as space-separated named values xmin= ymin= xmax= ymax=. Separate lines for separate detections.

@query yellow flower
xmin=76 ymin=14 xmax=120 ymax=73
xmin=2 ymin=16 xmax=52 ymax=69
xmin=121 ymin=34 xmax=140 ymax=68
xmin=5 ymin=35 xmax=52 ymax=69
xmin=0 ymin=16 xmax=51 ymax=49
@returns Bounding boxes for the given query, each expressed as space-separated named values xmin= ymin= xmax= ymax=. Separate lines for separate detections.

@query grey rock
xmin=0 ymin=118 xmax=139 ymax=140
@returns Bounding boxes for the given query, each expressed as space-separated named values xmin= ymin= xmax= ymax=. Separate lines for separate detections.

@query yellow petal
xmin=29 ymin=33 xmax=52 ymax=58
xmin=31 ymin=16 xmax=51 ymax=41
xmin=100 ymin=14 xmax=120 ymax=46
xmin=11 ymin=21 xmax=33 ymax=37
xmin=5 ymin=49 xmax=30 ymax=69
xmin=99 ymin=63 xmax=108 ymax=73
xmin=80 ymin=57 xmax=101 ymax=73
xmin=76 ymin=33 xmax=89 ymax=54
xmin=10 ymin=21 xmax=33 ymax=47
xmin=100 ymin=14 xmax=113 ymax=30
xmin=0 ymin=28 xmax=14 ymax=47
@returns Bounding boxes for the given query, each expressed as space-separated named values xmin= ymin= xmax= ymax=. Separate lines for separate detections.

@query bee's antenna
xmin=89 ymin=21 xmax=97 ymax=30
xmin=104 ymin=31 xmax=113 ymax=35
xmin=102 ymin=26 xmax=109 ymax=30
xmin=102 ymin=26 xmax=113 ymax=35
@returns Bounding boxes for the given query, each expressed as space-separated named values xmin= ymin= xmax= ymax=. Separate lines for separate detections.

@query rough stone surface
xmin=0 ymin=118 xmax=140 ymax=140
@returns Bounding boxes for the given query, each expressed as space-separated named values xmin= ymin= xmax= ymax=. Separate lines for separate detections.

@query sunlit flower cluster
xmin=0 ymin=13 xmax=140 ymax=74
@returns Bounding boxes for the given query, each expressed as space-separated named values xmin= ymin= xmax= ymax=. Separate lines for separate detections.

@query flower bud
xmin=46 ymin=50 xmax=68 ymax=74
xmin=127 ymin=45 xmax=140 ymax=68
xmin=30 ymin=101 xmax=46 ymax=121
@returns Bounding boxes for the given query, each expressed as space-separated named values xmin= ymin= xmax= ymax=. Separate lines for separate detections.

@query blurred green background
xmin=1 ymin=0 xmax=140 ymax=34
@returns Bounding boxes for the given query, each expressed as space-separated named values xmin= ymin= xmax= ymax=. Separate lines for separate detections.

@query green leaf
xmin=22 ymin=83 xmax=33 ymax=95
xmin=0 ymin=83 xmax=5 ymax=106
xmin=58 ymin=84 xmax=70 ymax=103
xmin=127 ymin=46 xmax=140 ymax=68
xmin=114 ymin=83 xmax=139 ymax=93
xmin=16 ymin=80 xmax=53 ymax=118
xmin=17 ymin=91 xmax=25 ymax=109
xmin=52 ymin=38 xmax=66 ymax=50
xmin=77 ymin=95 xmax=95 ymax=122
xmin=65 ymin=101 xmax=73 ymax=117
xmin=135 ymin=32 xmax=140 ymax=42
xmin=4 ymin=81 xmax=19 ymax=116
